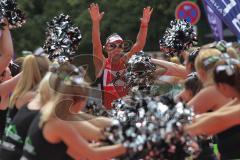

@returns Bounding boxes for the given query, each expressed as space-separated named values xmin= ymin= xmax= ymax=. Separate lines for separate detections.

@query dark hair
xmin=9 ymin=57 xmax=25 ymax=76
xmin=214 ymin=60 xmax=240 ymax=93
xmin=187 ymin=47 xmax=200 ymax=72
xmin=184 ymin=73 xmax=203 ymax=96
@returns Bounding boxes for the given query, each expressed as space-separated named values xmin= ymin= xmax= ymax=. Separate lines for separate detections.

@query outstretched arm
xmin=0 ymin=73 xmax=21 ymax=100
xmin=50 ymin=121 xmax=126 ymax=160
xmin=0 ymin=20 xmax=14 ymax=74
xmin=151 ymin=58 xmax=188 ymax=78
xmin=88 ymin=3 xmax=106 ymax=78
xmin=123 ymin=7 xmax=153 ymax=62
xmin=185 ymin=105 xmax=240 ymax=136
xmin=88 ymin=116 xmax=112 ymax=129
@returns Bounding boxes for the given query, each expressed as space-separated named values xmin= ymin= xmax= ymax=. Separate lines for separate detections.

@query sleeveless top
xmin=216 ymin=125 xmax=240 ymax=159
xmin=0 ymin=96 xmax=6 ymax=140
xmin=0 ymin=109 xmax=8 ymax=140
xmin=20 ymin=113 xmax=73 ymax=160
xmin=1 ymin=105 xmax=17 ymax=142
xmin=5 ymin=105 xmax=18 ymax=129
xmin=195 ymin=139 xmax=217 ymax=160
xmin=0 ymin=106 xmax=38 ymax=160
xmin=102 ymin=58 xmax=129 ymax=109
xmin=195 ymin=110 xmax=217 ymax=160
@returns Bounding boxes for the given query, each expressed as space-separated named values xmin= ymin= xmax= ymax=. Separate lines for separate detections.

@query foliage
xmin=11 ymin=0 xmax=211 ymax=57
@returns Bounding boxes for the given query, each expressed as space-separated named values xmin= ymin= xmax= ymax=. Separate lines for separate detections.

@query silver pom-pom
xmin=159 ymin=19 xmax=197 ymax=57
xmin=0 ymin=0 xmax=26 ymax=29
xmin=43 ymin=13 xmax=82 ymax=63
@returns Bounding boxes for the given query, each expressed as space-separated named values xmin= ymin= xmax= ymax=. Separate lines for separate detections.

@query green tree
xmin=12 ymin=0 xmax=209 ymax=56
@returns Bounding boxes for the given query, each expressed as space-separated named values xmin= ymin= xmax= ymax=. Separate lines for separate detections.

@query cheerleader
xmin=20 ymin=63 xmax=126 ymax=160
xmin=4 ymin=54 xmax=49 ymax=129
xmin=187 ymin=49 xmax=231 ymax=114
xmin=187 ymin=58 xmax=240 ymax=159
xmin=0 ymin=73 xmax=52 ymax=159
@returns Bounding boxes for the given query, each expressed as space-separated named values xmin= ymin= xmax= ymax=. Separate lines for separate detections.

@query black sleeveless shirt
xmin=0 ymin=109 xmax=8 ymax=140
xmin=217 ymin=125 xmax=240 ymax=160
xmin=0 ymin=106 xmax=38 ymax=160
xmin=0 ymin=96 xmax=7 ymax=140
xmin=1 ymin=106 xmax=18 ymax=143
xmin=5 ymin=105 xmax=18 ymax=129
xmin=20 ymin=113 xmax=73 ymax=160
xmin=195 ymin=138 xmax=217 ymax=160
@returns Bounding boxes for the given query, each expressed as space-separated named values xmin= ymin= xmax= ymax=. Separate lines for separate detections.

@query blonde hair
xmin=200 ymin=42 xmax=216 ymax=49
xmin=226 ymin=47 xmax=239 ymax=60
xmin=195 ymin=49 xmax=221 ymax=84
xmin=9 ymin=55 xmax=50 ymax=108
xmin=37 ymin=72 xmax=53 ymax=106
xmin=39 ymin=94 xmax=63 ymax=127
xmin=40 ymin=70 xmax=90 ymax=127
xmin=170 ymin=56 xmax=180 ymax=64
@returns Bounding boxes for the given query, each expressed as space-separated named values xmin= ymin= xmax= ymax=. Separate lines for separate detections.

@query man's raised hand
xmin=88 ymin=3 xmax=104 ymax=23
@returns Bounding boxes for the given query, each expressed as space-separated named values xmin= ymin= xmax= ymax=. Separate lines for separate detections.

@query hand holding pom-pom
xmin=126 ymin=51 xmax=156 ymax=92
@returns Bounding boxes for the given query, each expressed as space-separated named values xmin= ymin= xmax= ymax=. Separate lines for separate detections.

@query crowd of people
xmin=0 ymin=1 xmax=240 ymax=160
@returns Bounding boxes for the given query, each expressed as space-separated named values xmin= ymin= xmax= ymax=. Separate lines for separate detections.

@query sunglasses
xmin=108 ymin=43 xmax=124 ymax=50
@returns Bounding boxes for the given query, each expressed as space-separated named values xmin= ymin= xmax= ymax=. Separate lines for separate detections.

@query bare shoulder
xmin=198 ymin=86 xmax=224 ymax=98
xmin=16 ymin=91 xmax=36 ymax=108
xmin=188 ymin=86 xmax=223 ymax=113
xmin=23 ymin=91 xmax=36 ymax=100
xmin=190 ymin=86 xmax=215 ymax=102
xmin=205 ymin=86 xmax=231 ymax=106
xmin=43 ymin=119 xmax=72 ymax=144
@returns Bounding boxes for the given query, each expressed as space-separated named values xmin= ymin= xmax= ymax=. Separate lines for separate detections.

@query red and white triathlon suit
xmin=102 ymin=58 xmax=128 ymax=109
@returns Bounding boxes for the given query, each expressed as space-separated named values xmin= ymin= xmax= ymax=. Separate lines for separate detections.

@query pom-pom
xmin=104 ymin=93 xmax=200 ymax=160
xmin=85 ymin=100 xmax=110 ymax=117
xmin=43 ymin=13 xmax=82 ymax=63
xmin=0 ymin=0 xmax=26 ymax=29
xmin=159 ymin=19 xmax=197 ymax=57
xmin=126 ymin=51 xmax=156 ymax=92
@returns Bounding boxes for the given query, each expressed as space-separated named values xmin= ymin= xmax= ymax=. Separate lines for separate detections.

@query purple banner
xmin=203 ymin=0 xmax=240 ymax=38
xmin=203 ymin=1 xmax=223 ymax=40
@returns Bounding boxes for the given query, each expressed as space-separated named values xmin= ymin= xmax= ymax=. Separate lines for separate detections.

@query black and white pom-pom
xmin=104 ymin=119 xmax=149 ymax=160
xmin=145 ymin=102 xmax=199 ymax=160
xmin=126 ymin=52 xmax=156 ymax=92
xmin=85 ymin=100 xmax=110 ymax=117
xmin=0 ymin=0 xmax=26 ymax=29
xmin=109 ymin=93 xmax=150 ymax=123
xmin=43 ymin=13 xmax=82 ymax=63
xmin=159 ymin=19 xmax=197 ymax=57
xmin=104 ymin=93 xmax=200 ymax=160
